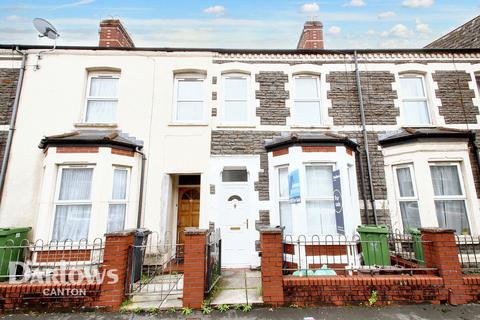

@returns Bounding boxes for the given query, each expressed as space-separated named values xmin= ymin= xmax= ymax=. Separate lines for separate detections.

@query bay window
xmin=85 ymin=74 xmax=119 ymax=123
xmin=305 ymin=165 xmax=336 ymax=235
xmin=52 ymin=167 xmax=93 ymax=241
xmin=430 ymin=164 xmax=470 ymax=234
xmin=277 ymin=167 xmax=292 ymax=236
xmin=222 ymin=74 xmax=249 ymax=124
xmin=394 ymin=165 xmax=421 ymax=230
xmin=399 ymin=74 xmax=431 ymax=125
xmin=107 ymin=167 xmax=130 ymax=233
xmin=174 ymin=74 xmax=205 ymax=122
xmin=293 ymin=75 xmax=322 ymax=125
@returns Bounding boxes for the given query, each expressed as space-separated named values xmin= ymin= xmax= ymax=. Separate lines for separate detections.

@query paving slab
xmin=211 ymin=288 xmax=248 ymax=305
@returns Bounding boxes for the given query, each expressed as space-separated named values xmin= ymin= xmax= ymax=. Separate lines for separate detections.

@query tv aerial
xmin=32 ymin=18 xmax=60 ymax=70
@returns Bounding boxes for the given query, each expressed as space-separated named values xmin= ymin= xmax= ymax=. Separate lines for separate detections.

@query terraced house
xmin=0 ymin=16 xmax=480 ymax=271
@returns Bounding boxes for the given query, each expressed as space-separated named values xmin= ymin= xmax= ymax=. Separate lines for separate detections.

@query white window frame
xmin=107 ymin=166 xmax=131 ymax=232
xmin=292 ymin=75 xmax=323 ymax=126
xmin=303 ymin=163 xmax=336 ymax=235
xmin=83 ymin=73 xmax=120 ymax=124
xmin=276 ymin=166 xmax=291 ymax=235
xmin=399 ymin=73 xmax=431 ymax=125
xmin=221 ymin=73 xmax=251 ymax=125
xmin=52 ymin=165 xmax=95 ymax=241
xmin=429 ymin=162 xmax=470 ymax=232
xmin=393 ymin=163 xmax=420 ymax=230
xmin=173 ymin=74 xmax=206 ymax=123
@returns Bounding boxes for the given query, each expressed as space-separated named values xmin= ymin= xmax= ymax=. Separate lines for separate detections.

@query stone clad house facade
xmin=0 ymin=20 xmax=480 ymax=268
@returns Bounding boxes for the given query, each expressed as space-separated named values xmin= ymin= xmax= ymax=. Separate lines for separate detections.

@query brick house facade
xmin=0 ymin=19 xmax=479 ymax=269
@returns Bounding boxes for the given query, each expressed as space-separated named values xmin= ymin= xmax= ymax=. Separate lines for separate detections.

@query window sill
xmin=217 ymin=124 xmax=256 ymax=128
xmin=400 ymin=124 xmax=436 ymax=128
xmin=168 ymin=122 xmax=209 ymax=127
xmin=74 ymin=123 xmax=118 ymax=129
xmin=290 ymin=124 xmax=330 ymax=129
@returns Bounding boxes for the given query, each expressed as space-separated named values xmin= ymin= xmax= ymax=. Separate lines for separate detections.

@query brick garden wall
xmin=0 ymin=230 xmax=135 ymax=313
xmin=283 ymin=275 xmax=446 ymax=306
xmin=260 ymin=228 xmax=480 ymax=307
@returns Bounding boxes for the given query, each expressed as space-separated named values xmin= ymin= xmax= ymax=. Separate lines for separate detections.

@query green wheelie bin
xmin=357 ymin=225 xmax=390 ymax=266
xmin=407 ymin=228 xmax=425 ymax=266
xmin=0 ymin=227 xmax=31 ymax=280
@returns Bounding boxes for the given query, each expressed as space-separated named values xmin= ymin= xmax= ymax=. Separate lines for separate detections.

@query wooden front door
xmin=177 ymin=187 xmax=200 ymax=245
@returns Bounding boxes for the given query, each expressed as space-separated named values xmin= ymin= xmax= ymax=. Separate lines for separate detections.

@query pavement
xmin=210 ymin=269 xmax=263 ymax=306
xmin=2 ymin=304 xmax=480 ymax=320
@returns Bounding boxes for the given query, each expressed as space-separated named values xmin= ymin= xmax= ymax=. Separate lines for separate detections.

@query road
xmin=1 ymin=304 xmax=480 ymax=320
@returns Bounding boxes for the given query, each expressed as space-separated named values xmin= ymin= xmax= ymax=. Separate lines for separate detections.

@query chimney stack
xmin=98 ymin=19 xmax=135 ymax=48
xmin=297 ymin=21 xmax=324 ymax=49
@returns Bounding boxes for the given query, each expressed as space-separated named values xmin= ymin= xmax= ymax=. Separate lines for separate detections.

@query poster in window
xmin=332 ymin=169 xmax=345 ymax=235
xmin=288 ymin=169 xmax=301 ymax=204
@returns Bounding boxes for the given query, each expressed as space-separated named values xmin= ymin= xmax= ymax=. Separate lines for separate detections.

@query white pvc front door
xmin=219 ymin=184 xmax=254 ymax=267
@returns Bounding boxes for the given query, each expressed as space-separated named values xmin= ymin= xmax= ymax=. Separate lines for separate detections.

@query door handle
xmin=245 ymin=219 xmax=248 ymax=229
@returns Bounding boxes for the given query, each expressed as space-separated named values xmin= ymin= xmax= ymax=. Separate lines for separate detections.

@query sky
xmin=0 ymin=0 xmax=479 ymax=49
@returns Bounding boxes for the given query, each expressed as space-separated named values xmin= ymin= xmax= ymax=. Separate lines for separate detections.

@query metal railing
xmin=456 ymin=235 xmax=480 ymax=274
xmin=205 ymin=228 xmax=221 ymax=295
xmin=282 ymin=233 xmax=435 ymax=276
xmin=0 ymin=238 xmax=104 ymax=283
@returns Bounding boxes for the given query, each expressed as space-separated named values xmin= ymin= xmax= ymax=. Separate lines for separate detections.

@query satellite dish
xmin=33 ymin=18 xmax=60 ymax=40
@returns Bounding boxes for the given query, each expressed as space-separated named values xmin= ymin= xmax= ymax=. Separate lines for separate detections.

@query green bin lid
xmin=407 ymin=227 xmax=421 ymax=235
xmin=0 ymin=227 xmax=32 ymax=236
xmin=356 ymin=225 xmax=389 ymax=233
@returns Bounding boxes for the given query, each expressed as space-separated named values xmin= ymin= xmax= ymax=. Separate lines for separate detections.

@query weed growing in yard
xmin=241 ymin=304 xmax=252 ymax=312
xmin=217 ymin=304 xmax=230 ymax=312
xmin=168 ymin=307 xmax=177 ymax=313
xmin=368 ymin=290 xmax=378 ymax=306
xmin=119 ymin=299 xmax=132 ymax=310
xmin=145 ymin=307 xmax=158 ymax=313
xmin=181 ymin=307 xmax=193 ymax=316
xmin=201 ymin=301 xmax=213 ymax=314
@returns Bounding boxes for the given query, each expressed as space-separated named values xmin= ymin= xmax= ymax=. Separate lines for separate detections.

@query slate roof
xmin=264 ymin=132 xmax=358 ymax=150
xmin=378 ymin=127 xmax=473 ymax=146
xmin=38 ymin=130 xmax=143 ymax=150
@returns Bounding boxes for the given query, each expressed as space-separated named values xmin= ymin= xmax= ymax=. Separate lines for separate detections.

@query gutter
xmin=135 ymin=147 xmax=146 ymax=229
xmin=1 ymin=44 xmax=480 ymax=55
xmin=0 ymin=47 xmax=26 ymax=202
xmin=354 ymin=50 xmax=378 ymax=225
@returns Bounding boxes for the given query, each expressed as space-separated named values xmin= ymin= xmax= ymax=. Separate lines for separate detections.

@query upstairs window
xmin=85 ymin=74 xmax=119 ymax=123
xmin=52 ymin=166 xmax=94 ymax=241
xmin=293 ymin=75 xmax=322 ymax=125
xmin=107 ymin=167 xmax=129 ymax=233
xmin=476 ymin=73 xmax=480 ymax=96
xmin=222 ymin=74 xmax=249 ymax=124
xmin=399 ymin=74 xmax=431 ymax=125
xmin=174 ymin=74 xmax=205 ymax=122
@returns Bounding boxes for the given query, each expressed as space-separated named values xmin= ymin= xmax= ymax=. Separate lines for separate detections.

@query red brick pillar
xmin=95 ymin=229 xmax=136 ymax=311
xmin=260 ymin=227 xmax=284 ymax=306
xmin=183 ymin=228 xmax=208 ymax=309
xmin=420 ymin=228 xmax=467 ymax=305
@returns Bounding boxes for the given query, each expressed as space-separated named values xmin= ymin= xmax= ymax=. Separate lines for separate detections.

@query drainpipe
xmin=355 ymin=145 xmax=370 ymax=225
xmin=0 ymin=47 xmax=27 ymax=202
xmin=135 ymin=147 xmax=146 ymax=229
xmin=353 ymin=50 xmax=378 ymax=225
